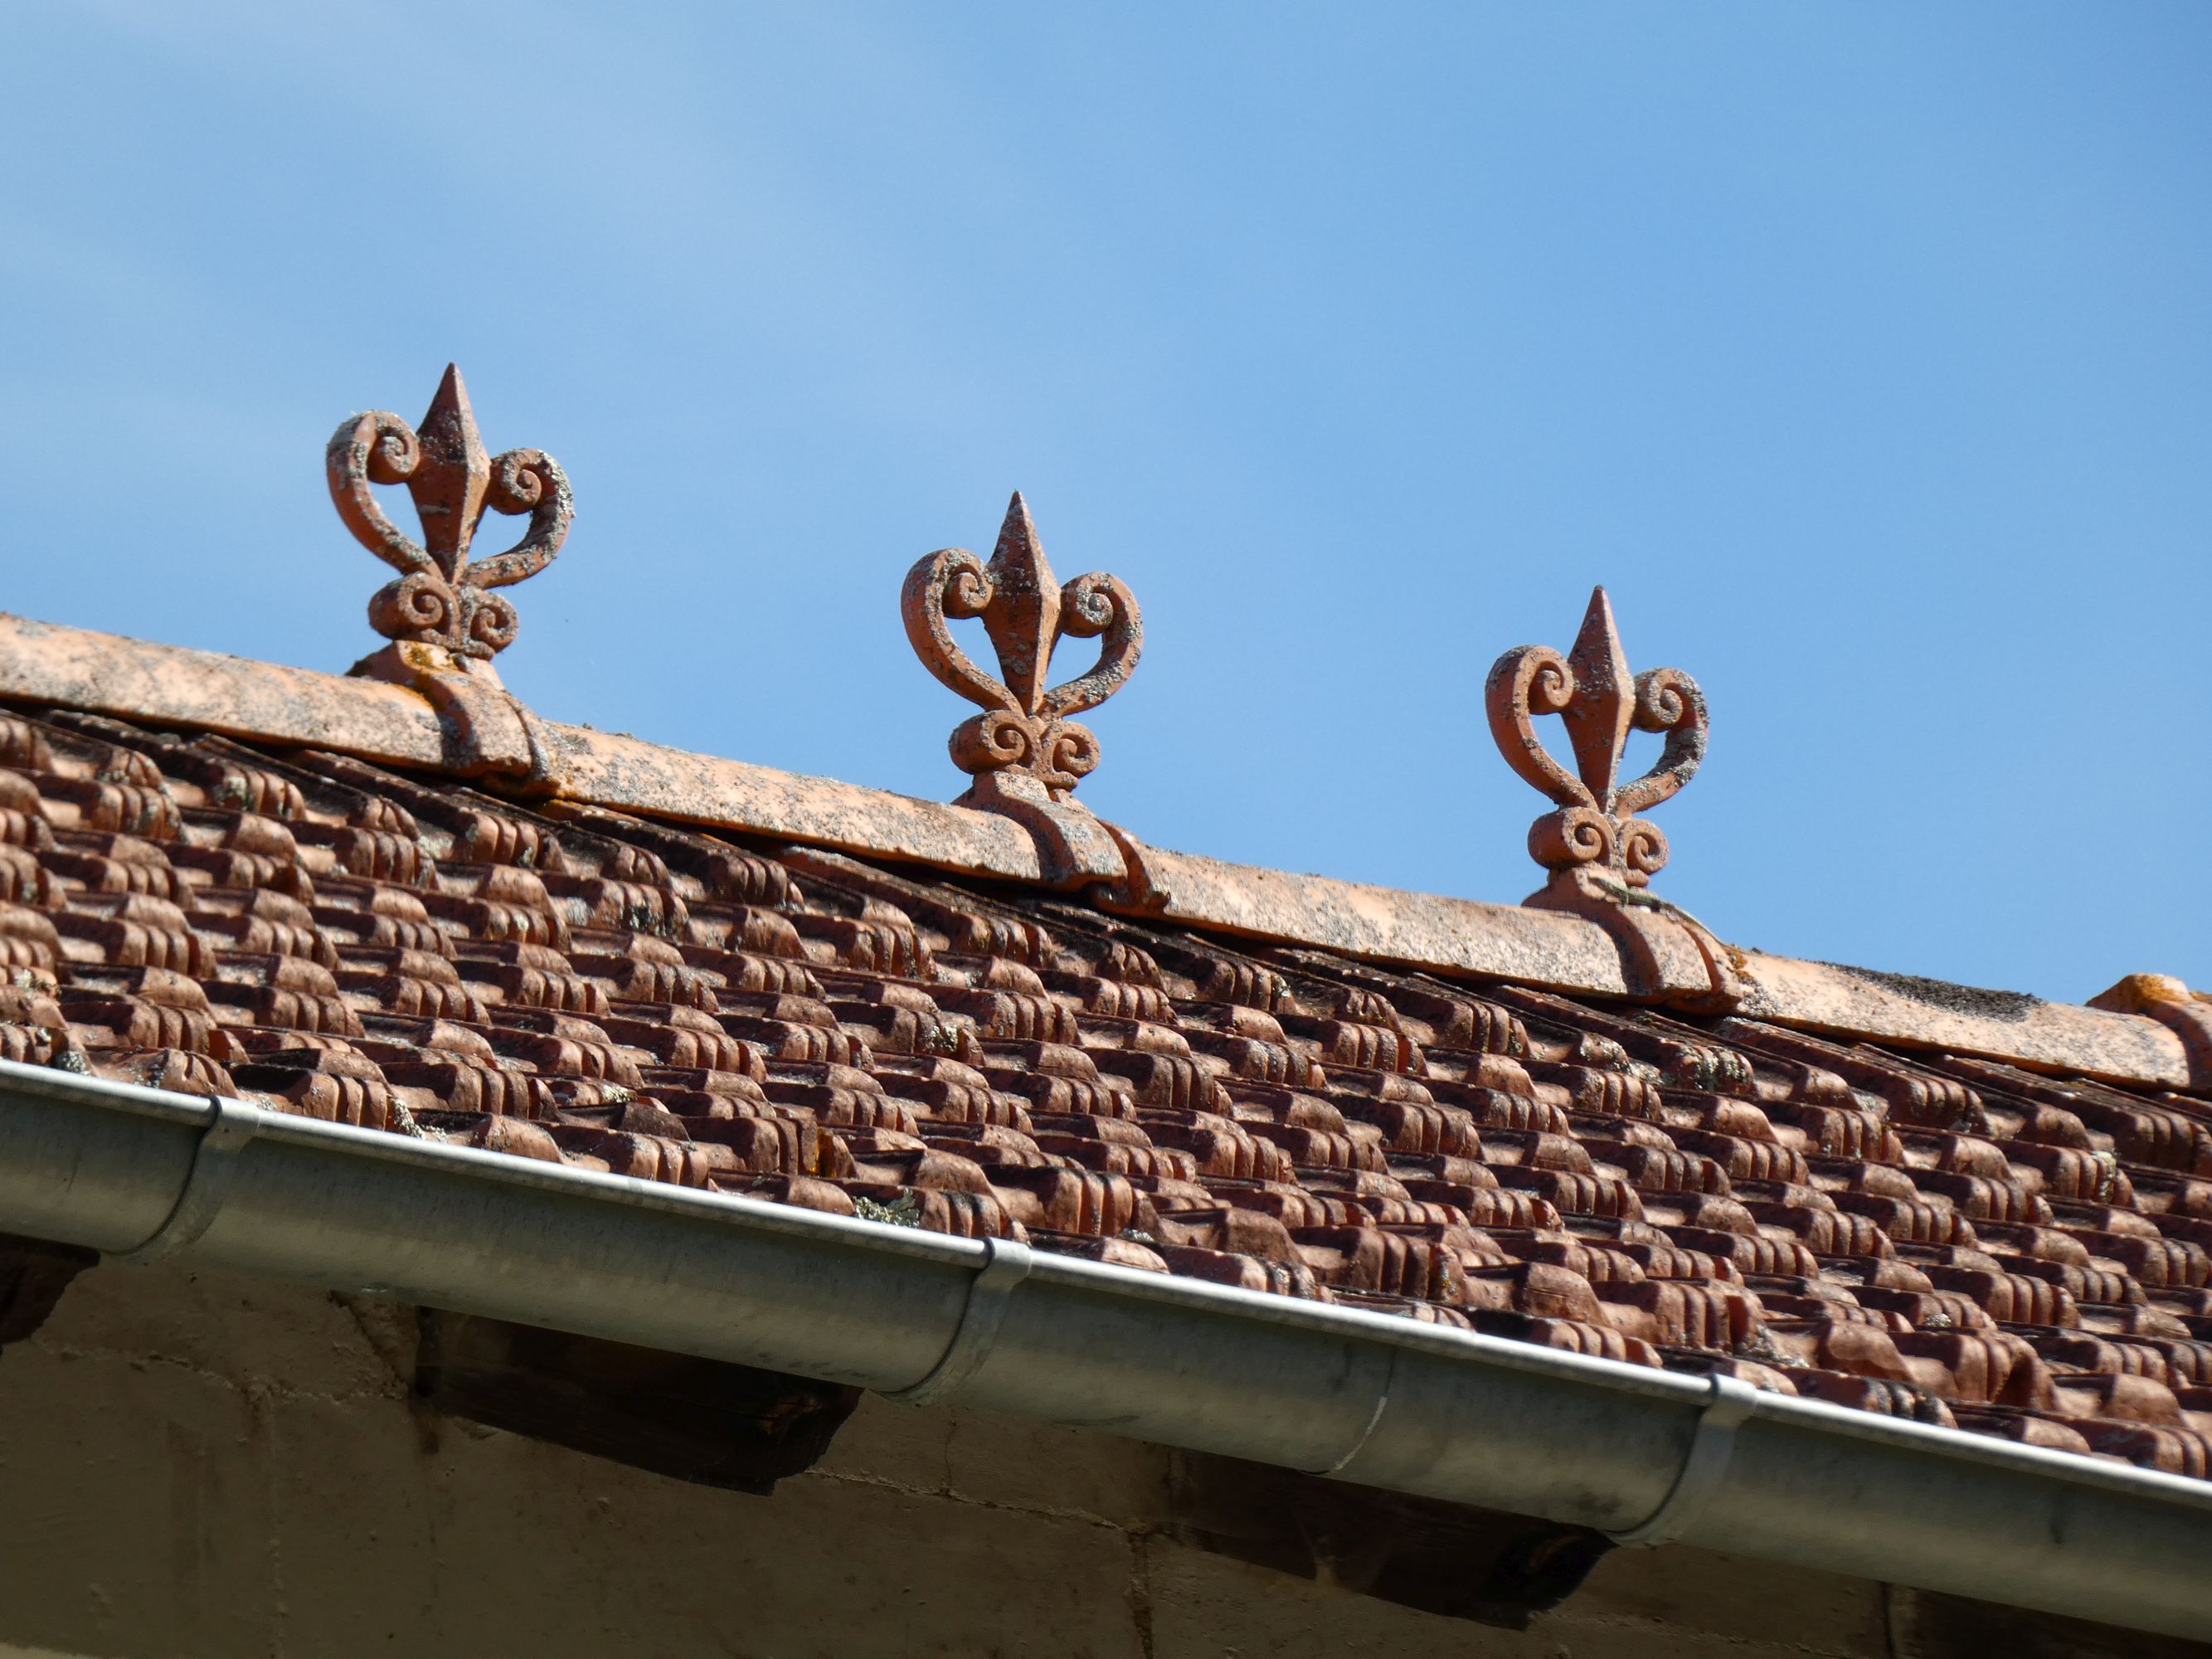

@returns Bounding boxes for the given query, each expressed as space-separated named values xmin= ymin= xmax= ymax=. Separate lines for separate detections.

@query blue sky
xmin=2 ymin=3 xmax=2206 ymax=1002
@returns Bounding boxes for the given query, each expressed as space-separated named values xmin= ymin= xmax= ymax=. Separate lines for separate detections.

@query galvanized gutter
xmin=2 ymin=1059 xmax=2207 ymax=1639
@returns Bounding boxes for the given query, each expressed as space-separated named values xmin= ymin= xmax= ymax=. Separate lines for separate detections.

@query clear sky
xmin=2 ymin=3 xmax=2206 ymax=1003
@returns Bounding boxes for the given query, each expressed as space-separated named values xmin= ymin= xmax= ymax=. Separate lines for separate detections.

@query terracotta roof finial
xmin=1484 ymin=588 xmax=1737 ymax=1007
xmin=1486 ymin=586 xmax=1709 ymax=896
xmin=902 ymin=492 xmax=1144 ymax=808
xmin=327 ymin=364 xmax=573 ymax=666
xmin=897 ymin=493 xmax=1156 ymax=892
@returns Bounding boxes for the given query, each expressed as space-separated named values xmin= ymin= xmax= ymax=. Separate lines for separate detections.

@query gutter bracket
xmin=114 ymin=1095 xmax=260 ymax=1266
xmin=1604 ymin=1374 xmax=1759 ymax=1548
xmin=881 ymin=1235 xmax=1033 ymax=1407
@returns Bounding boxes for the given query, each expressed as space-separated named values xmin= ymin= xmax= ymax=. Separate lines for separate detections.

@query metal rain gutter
xmin=2 ymin=1058 xmax=2208 ymax=1640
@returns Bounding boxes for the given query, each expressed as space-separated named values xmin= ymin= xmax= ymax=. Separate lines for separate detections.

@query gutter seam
xmin=114 ymin=1094 xmax=260 ymax=1265
xmin=882 ymin=1234 xmax=1034 ymax=1406
xmin=1311 ymin=1346 xmax=1396 ymax=1477
xmin=1605 ymin=1374 xmax=1761 ymax=1547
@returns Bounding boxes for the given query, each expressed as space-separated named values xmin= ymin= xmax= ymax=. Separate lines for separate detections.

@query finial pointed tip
xmin=1567 ymin=582 xmax=1631 ymax=724
xmin=997 ymin=489 xmax=1040 ymax=547
xmin=1576 ymin=585 xmax=1622 ymax=645
xmin=423 ymin=362 xmax=474 ymax=426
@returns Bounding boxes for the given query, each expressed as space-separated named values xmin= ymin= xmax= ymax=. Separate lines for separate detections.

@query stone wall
xmin=0 ymin=1259 xmax=2151 ymax=1659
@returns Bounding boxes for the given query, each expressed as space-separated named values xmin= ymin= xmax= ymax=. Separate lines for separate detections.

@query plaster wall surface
xmin=0 ymin=1260 xmax=2039 ymax=1658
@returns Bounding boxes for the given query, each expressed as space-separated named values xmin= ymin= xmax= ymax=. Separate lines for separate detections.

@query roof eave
xmin=4 ymin=1056 xmax=2208 ymax=1641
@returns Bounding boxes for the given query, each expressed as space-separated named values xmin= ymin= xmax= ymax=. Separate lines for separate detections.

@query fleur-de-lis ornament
xmin=902 ymin=493 xmax=1143 ymax=811
xmin=1485 ymin=587 xmax=1707 ymax=895
xmin=328 ymin=365 xmax=572 ymax=664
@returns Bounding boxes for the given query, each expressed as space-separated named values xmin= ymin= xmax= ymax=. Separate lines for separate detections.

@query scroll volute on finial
xmin=328 ymin=364 xmax=573 ymax=681
xmin=902 ymin=492 xmax=1144 ymax=815
xmin=1485 ymin=586 xmax=1708 ymax=902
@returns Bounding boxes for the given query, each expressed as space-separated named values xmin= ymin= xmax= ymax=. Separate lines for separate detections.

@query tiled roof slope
xmin=5 ymin=705 xmax=2212 ymax=1479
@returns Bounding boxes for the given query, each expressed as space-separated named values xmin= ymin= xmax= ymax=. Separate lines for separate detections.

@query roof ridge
xmin=0 ymin=608 xmax=2196 ymax=1092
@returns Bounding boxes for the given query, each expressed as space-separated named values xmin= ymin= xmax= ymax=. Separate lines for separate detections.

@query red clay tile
xmin=2 ymin=698 xmax=2210 ymax=1479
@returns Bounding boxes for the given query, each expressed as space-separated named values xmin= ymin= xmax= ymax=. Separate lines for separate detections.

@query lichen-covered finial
xmin=901 ymin=492 xmax=1144 ymax=811
xmin=327 ymin=364 xmax=572 ymax=665
xmin=1485 ymin=586 xmax=1708 ymax=901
